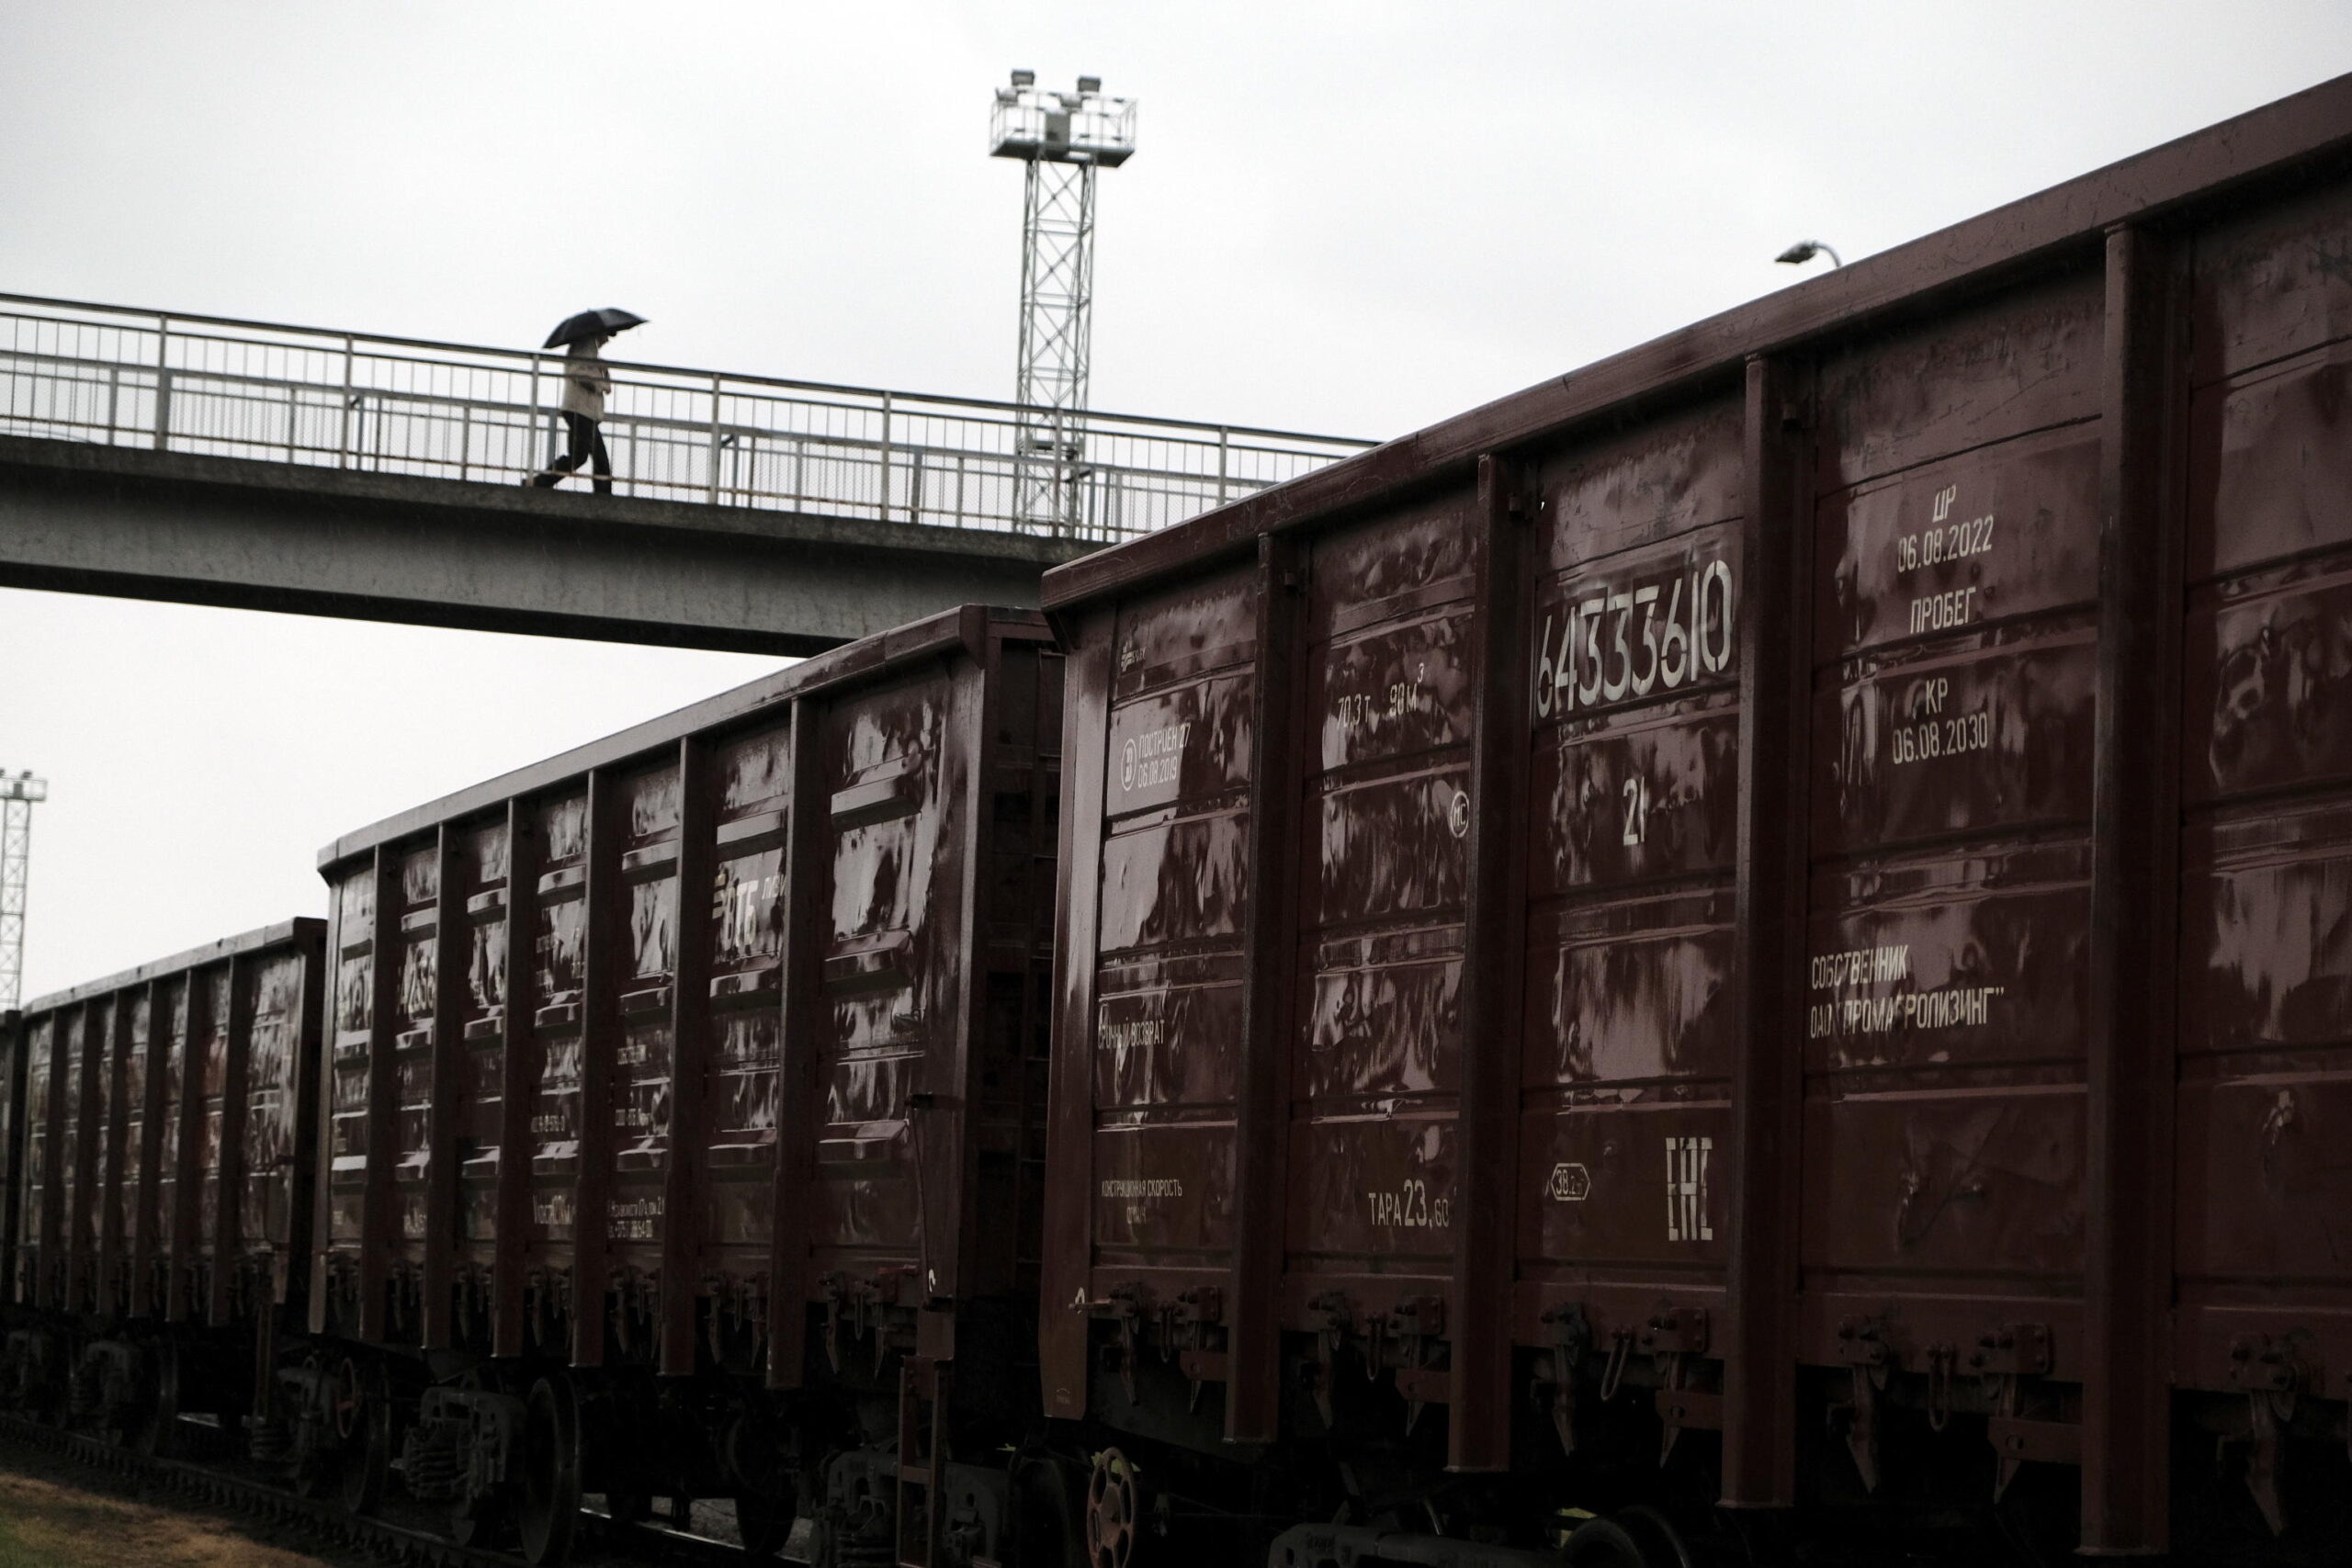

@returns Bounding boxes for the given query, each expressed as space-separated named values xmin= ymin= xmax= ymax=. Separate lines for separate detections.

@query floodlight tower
xmin=990 ymin=71 xmax=1136 ymax=533
xmin=0 ymin=772 xmax=46 ymax=1012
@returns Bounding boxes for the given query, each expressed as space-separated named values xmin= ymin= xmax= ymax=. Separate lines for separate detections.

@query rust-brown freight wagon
xmin=0 ymin=1011 xmax=23 ymax=1322
xmin=307 ymin=605 xmax=1061 ymax=1564
xmin=1037 ymin=74 xmax=2352 ymax=1565
xmin=0 ymin=920 xmax=324 ymax=1450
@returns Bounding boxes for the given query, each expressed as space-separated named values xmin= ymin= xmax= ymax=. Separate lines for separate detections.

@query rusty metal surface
xmin=1038 ymin=80 xmax=2352 ymax=1558
xmin=1723 ymin=356 xmax=1813 ymax=1509
xmin=2173 ymin=165 xmax=2352 ymax=1409
xmin=312 ymin=604 xmax=1061 ymax=1385
xmin=1448 ymin=457 xmax=1534 ymax=1471
xmin=2078 ymin=221 xmax=2188 ymax=1556
xmin=1287 ymin=502 xmax=1476 ymax=1348
xmin=0 ymin=1015 xmax=20 ymax=1301
xmin=5 ymin=921 xmax=323 ymax=1325
xmin=15 ymin=1013 xmax=52 ymax=1307
xmin=1060 ymin=563 xmax=1261 ymax=1420
xmin=1798 ymin=273 xmax=2107 ymax=1363
xmin=1521 ymin=398 xmax=1745 ymax=1348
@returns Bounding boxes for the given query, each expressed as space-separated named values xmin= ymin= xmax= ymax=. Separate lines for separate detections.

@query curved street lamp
xmin=1776 ymin=240 xmax=1843 ymax=268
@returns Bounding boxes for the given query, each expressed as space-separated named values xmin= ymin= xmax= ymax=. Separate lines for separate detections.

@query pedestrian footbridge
xmin=0 ymin=295 xmax=1371 ymax=652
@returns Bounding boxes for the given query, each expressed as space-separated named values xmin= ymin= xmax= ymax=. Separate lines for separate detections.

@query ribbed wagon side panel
xmin=1287 ymin=502 xmax=1479 ymax=1324
xmin=1797 ymin=274 xmax=2109 ymax=1382
xmin=153 ymin=977 xmax=190 ymax=1319
xmin=529 ymin=788 xmax=590 ymax=1261
xmin=55 ymin=1010 xmax=86 ymax=1314
xmin=606 ymin=758 xmax=684 ymax=1290
xmin=2175 ymin=170 xmax=2352 ymax=1392
xmin=308 ymin=607 xmax=1058 ymax=1385
xmin=14 ymin=1015 xmax=51 ymax=1306
xmin=0 ymin=1017 xmax=18 ymax=1299
xmin=86 ymin=996 xmax=124 ymax=1314
xmin=1 ymin=924 xmax=322 ymax=1329
xmin=190 ymin=967 xmax=233 ymax=1306
xmin=320 ymin=866 xmax=378 ymax=1309
xmin=1518 ymin=397 xmax=1747 ymax=1355
xmin=0 ymin=1015 xmax=20 ymax=1303
xmin=1036 ymin=74 xmax=2352 ymax=1558
xmin=808 ymin=668 xmax=955 ymax=1298
xmin=109 ymin=990 xmax=151 ymax=1313
xmin=702 ymin=721 xmax=793 ymax=1292
xmin=239 ymin=947 xmax=319 ymax=1298
xmin=451 ymin=821 xmax=510 ymax=1282
xmin=1078 ymin=567 xmax=1259 ymax=1308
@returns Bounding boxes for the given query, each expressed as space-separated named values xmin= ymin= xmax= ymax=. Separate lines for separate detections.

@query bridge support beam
xmin=0 ymin=436 xmax=1090 ymax=655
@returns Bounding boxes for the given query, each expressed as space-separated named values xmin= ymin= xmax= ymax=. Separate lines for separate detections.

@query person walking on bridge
xmin=530 ymin=308 xmax=644 ymax=493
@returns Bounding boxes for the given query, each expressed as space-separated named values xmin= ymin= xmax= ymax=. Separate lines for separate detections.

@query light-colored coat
xmin=560 ymin=339 xmax=613 ymax=419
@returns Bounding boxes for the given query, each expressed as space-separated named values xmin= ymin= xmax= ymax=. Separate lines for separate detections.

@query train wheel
xmin=1014 ymin=1455 xmax=1085 ymax=1568
xmin=1085 ymin=1448 xmax=1139 ymax=1568
xmin=1563 ymin=1511 xmax=1691 ymax=1568
xmin=137 ymin=1337 xmax=180 ymax=1457
xmin=516 ymin=1374 xmax=582 ymax=1566
xmin=1615 ymin=1506 xmax=1696 ymax=1568
xmin=334 ymin=1357 xmax=390 ymax=1517
xmin=735 ymin=1487 xmax=794 ymax=1560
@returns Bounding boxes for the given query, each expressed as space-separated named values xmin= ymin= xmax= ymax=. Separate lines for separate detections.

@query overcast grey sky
xmin=4 ymin=2 xmax=2348 ymax=998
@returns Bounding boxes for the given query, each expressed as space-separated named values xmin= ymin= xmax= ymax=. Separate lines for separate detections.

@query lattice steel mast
xmin=0 ymin=772 xmax=46 ymax=1012
xmin=990 ymin=72 xmax=1136 ymax=533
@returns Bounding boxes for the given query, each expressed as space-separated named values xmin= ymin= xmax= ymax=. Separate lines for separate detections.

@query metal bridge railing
xmin=0 ymin=295 xmax=1374 ymax=544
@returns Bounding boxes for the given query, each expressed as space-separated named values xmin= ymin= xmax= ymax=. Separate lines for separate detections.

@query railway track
xmin=0 ymin=1412 xmax=786 ymax=1568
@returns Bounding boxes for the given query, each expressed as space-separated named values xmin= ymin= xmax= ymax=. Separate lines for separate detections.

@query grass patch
xmin=0 ymin=1467 xmax=340 ymax=1567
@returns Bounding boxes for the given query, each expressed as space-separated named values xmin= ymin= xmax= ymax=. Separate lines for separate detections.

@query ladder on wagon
xmin=896 ymin=1356 xmax=952 ymax=1567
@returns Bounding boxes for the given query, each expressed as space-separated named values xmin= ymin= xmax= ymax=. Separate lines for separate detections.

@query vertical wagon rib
xmin=2080 ymin=221 xmax=2189 ymax=1554
xmin=1227 ymin=535 xmax=1308 ymax=1444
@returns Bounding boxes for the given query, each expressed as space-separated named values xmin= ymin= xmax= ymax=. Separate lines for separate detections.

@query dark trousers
xmin=534 ymin=412 xmax=612 ymax=493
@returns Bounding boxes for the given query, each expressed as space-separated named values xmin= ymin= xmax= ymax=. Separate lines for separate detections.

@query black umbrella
xmin=543 ymin=308 xmax=646 ymax=349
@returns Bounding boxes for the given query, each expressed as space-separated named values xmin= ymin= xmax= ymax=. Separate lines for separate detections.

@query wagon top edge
xmin=314 ymin=604 xmax=1053 ymax=872
xmin=16 ymin=916 xmax=327 ymax=1019
xmin=1040 ymin=68 xmax=2352 ymax=613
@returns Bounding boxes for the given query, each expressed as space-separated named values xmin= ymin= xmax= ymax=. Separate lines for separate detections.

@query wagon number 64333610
xmin=1533 ymin=558 xmax=1735 ymax=721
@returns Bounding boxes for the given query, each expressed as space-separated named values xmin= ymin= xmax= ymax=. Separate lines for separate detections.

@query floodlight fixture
xmin=1776 ymin=240 xmax=1843 ymax=268
xmin=989 ymin=73 xmax=1136 ymax=167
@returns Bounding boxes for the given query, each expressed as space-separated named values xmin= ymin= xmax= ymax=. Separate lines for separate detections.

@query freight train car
xmin=303 ymin=604 xmax=1063 ymax=1565
xmin=1035 ymin=73 xmax=2352 ymax=1566
xmin=0 ymin=921 xmax=325 ymax=1456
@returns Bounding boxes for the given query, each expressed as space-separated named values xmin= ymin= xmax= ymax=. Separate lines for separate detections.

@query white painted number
xmin=1365 ymin=1178 xmax=1452 ymax=1231
xmin=1620 ymin=775 xmax=1649 ymax=846
xmin=1897 ymin=484 xmax=1996 ymax=575
xmin=1533 ymin=558 xmax=1736 ymax=721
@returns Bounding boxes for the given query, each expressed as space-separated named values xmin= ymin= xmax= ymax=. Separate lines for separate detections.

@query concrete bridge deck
xmin=0 ymin=434 xmax=1088 ymax=655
